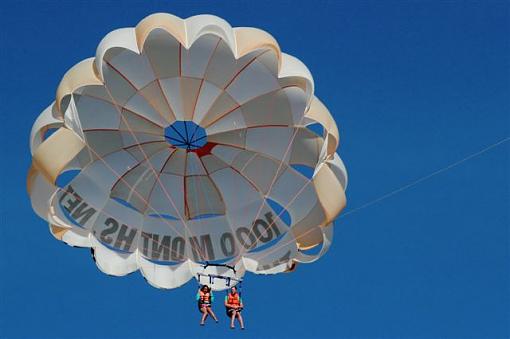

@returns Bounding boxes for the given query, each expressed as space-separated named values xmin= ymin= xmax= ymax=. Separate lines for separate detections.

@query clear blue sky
xmin=1 ymin=1 xmax=509 ymax=338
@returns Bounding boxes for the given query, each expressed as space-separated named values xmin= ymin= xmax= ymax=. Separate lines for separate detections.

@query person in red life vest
xmin=224 ymin=286 xmax=245 ymax=330
xmin=196 ymin=285 xmax=218 ymax=326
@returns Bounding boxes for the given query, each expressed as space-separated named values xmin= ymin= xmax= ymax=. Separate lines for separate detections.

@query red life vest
xmin=227 ymin=293 xmax=240 ymax=307
xmin=199 ymin=291 xmax=211 ymax=303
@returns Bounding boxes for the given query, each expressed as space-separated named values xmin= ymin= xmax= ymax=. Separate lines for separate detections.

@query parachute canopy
xmin=28 ymin=13 xmax=347 ymax=290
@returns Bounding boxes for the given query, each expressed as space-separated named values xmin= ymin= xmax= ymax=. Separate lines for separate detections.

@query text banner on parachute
xmin=53 ymin=180 xmax=289 ymax=263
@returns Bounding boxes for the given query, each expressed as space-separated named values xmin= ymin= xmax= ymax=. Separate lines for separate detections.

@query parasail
xmin=27 ymin=13 xmax=347 ymax=290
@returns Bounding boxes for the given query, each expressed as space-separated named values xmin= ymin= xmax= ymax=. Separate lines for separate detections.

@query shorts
xmin=198 ymin=302 xmax=211 ymax=311
xmin=226 ymin=307 xmax=242 ymax=316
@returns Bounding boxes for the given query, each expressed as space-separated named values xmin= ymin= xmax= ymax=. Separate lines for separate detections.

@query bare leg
xmin=207 ymin=307 xmax=218 ymax=322
xmin=236 ymin=312 xmax=245 ymax=329
xmin=200 ymin=307 xmax=208 ymax=325
xmin=230 ymin=310 xmax=237 ymax=328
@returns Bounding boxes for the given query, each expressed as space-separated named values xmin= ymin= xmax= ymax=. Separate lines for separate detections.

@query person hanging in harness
xmin=225 ymin=286 xmax=245 ymax=330
xmin=196 ymin=285 xmax=218 ymax=326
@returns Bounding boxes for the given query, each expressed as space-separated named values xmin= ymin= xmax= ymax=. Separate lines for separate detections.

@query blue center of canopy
xmin=164 ymin=121 xmax=207 ymax=150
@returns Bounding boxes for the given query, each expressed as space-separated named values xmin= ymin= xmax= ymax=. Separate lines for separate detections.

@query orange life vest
xmin=199 ymin=291 xmax=211 ymax=303
xmin=227 ymin=293 xmax=240 ymax=307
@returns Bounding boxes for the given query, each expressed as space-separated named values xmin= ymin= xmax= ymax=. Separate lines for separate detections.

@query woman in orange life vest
xmin=225 ymin=286 xmax=245 ymax=330
xmin=196 ymin=285 xmax=218 ymax=326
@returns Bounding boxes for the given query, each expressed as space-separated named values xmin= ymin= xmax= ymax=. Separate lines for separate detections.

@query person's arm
xmin=211 ymin=292 xmax=215 ymax=303
xmin=224 ymin=295 xmax=230 ymax=308
xmin=239 ymin=297 xmax=244 ymax=309
xmin=196 ymin=290 xmax=202 ymax=301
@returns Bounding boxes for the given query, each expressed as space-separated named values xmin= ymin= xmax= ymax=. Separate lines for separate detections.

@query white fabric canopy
xmin=28 ymin=13 xmax=347 ymax=290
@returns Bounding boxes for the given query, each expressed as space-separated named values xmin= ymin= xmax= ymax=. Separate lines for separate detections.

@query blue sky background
xmin=1 ymin=1 xmax=509 ymax=338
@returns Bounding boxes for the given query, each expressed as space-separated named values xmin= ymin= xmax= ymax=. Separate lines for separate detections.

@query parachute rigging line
xmin=340 ymin=136 xmax=510 ymax=218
